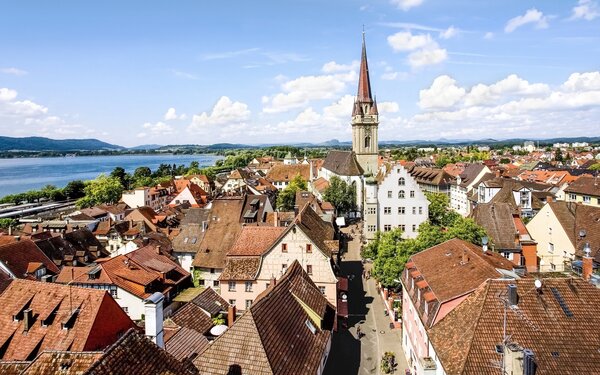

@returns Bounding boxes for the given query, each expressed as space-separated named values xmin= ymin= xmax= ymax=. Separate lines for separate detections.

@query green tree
xmin=276 ymin=174 xmax=307 ymax=211
xmin=63 ymin=180 xmax=86 ymax=199
xmin=0 ymin=218 xmax=15 ymax=229
xmin=589 ymin=163 xmax=600 ymax=171
xmin=322 ymin=176 xmax=357 ymax=214
xmin=76 ymin=175 xmax=123 ymax=208
xmin=110 ymin=167 xmax=129 ymax=188
xmin=425 ymin=192 xmax=449 ymax=226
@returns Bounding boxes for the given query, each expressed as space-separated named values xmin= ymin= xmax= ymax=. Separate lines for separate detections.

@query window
xmin=229 ymin=299 xmax=236 ymax=306
xmin=569 ymin=193 xmax=576 ymax=200
xmin=550 ymin=263 xmax=556 ymax=271
xmin=281 ymin=243 xmax=288 ymax=252
xmin=398 ymin=177 xmax=405 ymax=186
xmin=228 ymin=281 xmax=236 ymax=292
xmin=583 ymin=196 xmax=591 ymax=203
xmin=110 ymin=288 xmax=117 ymax=298
xmin=319 ymin=286 xmax=326 ymax=295
xmin=210 ymin=268 xmax=215 ymax=274
xmin=364 ymin=136 xmax=370 ymax=148
xmin=419 ymin=207 xmax=423 ymax=215
xmin=412 ymin=224 xmax=416 ymax=232
xmin=398 ymin=206 xmax=405 ymax=215
xmin=198 ymin=279 xmax=205 ymax=286
xmin=548 ymin=243 xmax=554 ymax=253
xmin=398 ymin=190 xmax=405 ymax=199
xmin=213 ymin=280 xmax=220 ymax=287
xmin=410 ymin=190 xmax=415 ymax=198
xmin=548 ymin=227 xmax=552 ymax=236
xmin=282 ymin=264 xmax=288 ymax=272
xmin=306 ymin=244 xmax=312 ymax=253
xmin=123 ymin=306 xmax=128 ymax=313
xmin=399 ymin=225 xmax=406 ymax=231
xmin=384 ymin=207 xmax=391 ymax=214
xmin=245 ymin=300 xmax=252 ymax=309
xmin=368 ymin=225 xmax=376 ymax=232
xmin=412 ymin=207 xmax=416 ymax=215
xmin=307 ymin=265 xmax=313 ymax=275
xmin=367 ymin=207 xmax=376 ymax=215
xmin=245 ymin=281 xmax=253 ymax=292
xmin=388 ymin=191 xmax=392 ymax=198
xmin=384 ymin=225 xmax=392 ymax=231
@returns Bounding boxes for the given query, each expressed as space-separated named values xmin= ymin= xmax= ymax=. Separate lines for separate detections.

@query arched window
xmin=398 ymin=190 xmax=405 ymax=199
xmin=398 ymin=177 xmax=405 ymax=186
xmin=364 ymin=136 xmax=370 ymax=148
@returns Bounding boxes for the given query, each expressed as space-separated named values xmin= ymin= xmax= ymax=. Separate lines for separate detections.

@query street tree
xmin=322 ymin=176 xmax=356 ymax=214
xmin=76 ymin=175 xmax=123 ymax=208
xmin=276 ymin=174 xmax=307 ymax=211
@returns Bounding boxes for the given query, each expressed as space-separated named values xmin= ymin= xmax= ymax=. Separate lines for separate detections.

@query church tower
xmin=351 ymin=32 xmax=379 ymax=176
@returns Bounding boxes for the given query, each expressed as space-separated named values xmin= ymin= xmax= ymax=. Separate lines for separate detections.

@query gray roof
xmin=322 ymin=150 xmax=364 ymax=176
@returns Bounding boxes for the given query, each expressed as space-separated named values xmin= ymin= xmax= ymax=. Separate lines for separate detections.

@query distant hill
xmin=128 ymin=144 xmax=162 ymax=150
xmin=0 ymin=136 xmax=124 ymax=151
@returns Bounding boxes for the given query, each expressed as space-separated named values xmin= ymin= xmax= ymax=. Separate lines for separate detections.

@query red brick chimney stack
xmin=227 ymin=304 xmax=237 ymax=327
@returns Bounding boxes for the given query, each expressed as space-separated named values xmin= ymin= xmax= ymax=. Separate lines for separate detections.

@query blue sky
xmin=1 ymin=0 xmax=599 ymax=147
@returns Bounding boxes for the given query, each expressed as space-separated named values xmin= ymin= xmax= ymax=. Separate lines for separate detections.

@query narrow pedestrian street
xmin=324 ymin=223 xmax=409 ymax=375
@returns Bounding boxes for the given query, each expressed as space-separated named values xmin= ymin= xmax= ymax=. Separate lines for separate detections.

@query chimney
xmin=514 ymin=231 xmax=521 ymax=248
xmin=144 ymin=292 xmax=165 ymax=348
xmin=270 ymin=275 xmax=277 ymax=287
xmin=582 ymin=243 xmax=593 ymax=281
xmin=23 ymin=308 xmax=33 ymax=332
xmin=507 ymin=284 xmax=518 ymax=306
xmin=7 ymin=226 xmax=11 ymax=236
xmin=227 ymin=304 xmax=237 ymax=327
xmin=143 ymin=237 xmax=149 ymax=246
xmin=546 ymin=196 xmax=553 ymax=203
xmin=273 ymin=211 xmax=278 ymax=227
xmin=156 ymin=245 xmax=161 ymax=255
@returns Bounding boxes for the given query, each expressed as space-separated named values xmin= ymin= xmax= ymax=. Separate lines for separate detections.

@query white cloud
xmin=390 ymin=0 xmax=424 ymax=11
xmin=562 ymin=71 xmax=600 ymax=91
xmin=142 ymin=121 xmax=174 ymax=136
xmin=189 ymin=96 xmax=250 ymax=130
xmin=463 ymin=74 xmax=550 ymax=106
xmin=0 ymin=88 xmax=17 ymax=102
xmin=439 ymin=26 xmax=459 ymax=39
xmin=1 ymin=67 xmax=28 ymax=76
xmin=405 ymin=71 xmax=600 ymax=140
xmin=387 ymin=31 xmax=434 ymax=52
xmin=381 ymin=71 xmax=409 ymax=80
xmin=378 ymin=101 xmax=400 ymax=113
xmin=484 ymin=32 xmax=494 ymax=40
xmin=323 ymin=95 xmax=355 ymax=119
xmin=262 ymin=68 xmax=357 ymax=113
xmin=387 ymin=30 xmax=447 ymax=68
xmin=505 ymin=8 xmax=549 ymax=33
xmin=200 ymin=48 xmax=260 ymax=61
xmin=322 ymin=60 xmax=359 ymax=73
xmin=379 ymin=22 xmax=442 ymax=32
xmin=408 ymin=48 xmax=447 ymax=68
xmin=164 ymin=107 xmax=187 ymax=121
xmin=570 ymin=0 xmax=600 ymax=20
xmin=419 ymin=75 xmax=466 ymax=109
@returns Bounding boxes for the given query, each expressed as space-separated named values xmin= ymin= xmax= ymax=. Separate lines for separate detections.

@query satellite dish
xmin=210 ymin=325 xmax=228 ymax=336
xmin=534 ymin=279 xmax=542 ymax=289
xmin=482 ymin=236 xmax=489 ymax=245
xmin=579 ymin=229 xmax=587 ymax=238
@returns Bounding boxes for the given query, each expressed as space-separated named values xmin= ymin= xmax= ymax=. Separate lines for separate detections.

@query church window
xmin=364 ymin=136 xmax=370 ymax=148
xmin=398 ymin=177 xmax=405 ymax=186
xmin=398 ymin=190 xmax=405 ymax=199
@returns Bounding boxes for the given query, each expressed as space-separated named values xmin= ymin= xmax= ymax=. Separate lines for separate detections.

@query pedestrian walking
xmin=356 ymin=325 xmax=362 ymax=339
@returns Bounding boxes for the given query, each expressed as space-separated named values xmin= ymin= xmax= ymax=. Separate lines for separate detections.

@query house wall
xmin=175 ymin=252 xmax=195 ymax=273
xmin=121 ymin=189 xmax=148 ymax=209
xmin=402 ymin=283 xmax=430 ymax=375
xmin=258 ymin=229 xmax=338 ymax=306
xmin=377 ymin=166 xmax=428 ymax=239
xmin=196 ymin=267 xmax=222 ymax=289
xmin=114 ymin=286 xmax=145 ymax=320
xmin=450 ymin=185 xmax=469 ymax=217
xmin=565 ymin=192 xmax=600 ymax=207
xmin=220 ymin=279 xmax=265 ymax=310
xmin=526 ymin=204 xmax=574 ymax=272
xmin=170 ymin=188 xmax=200 ymax=207
xmin=364 ymin=181 xmax=378 ymax=240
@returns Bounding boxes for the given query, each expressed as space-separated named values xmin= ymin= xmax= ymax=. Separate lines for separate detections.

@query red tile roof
xmin=0 ymin=279 xmax=135 ymax=361
xmin=227 ymin=226 xmax=285 ymax=256
xmin=0 ymin=239 xmax=60 ymax=280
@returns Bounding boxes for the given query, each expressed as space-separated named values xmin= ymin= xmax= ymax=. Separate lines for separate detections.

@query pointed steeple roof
xmin=357 ymin=31 xmax=373 ymax=104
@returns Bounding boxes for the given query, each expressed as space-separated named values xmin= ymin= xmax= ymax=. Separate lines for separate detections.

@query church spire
xmin=357 ymin=31 xmax=373 ymax=104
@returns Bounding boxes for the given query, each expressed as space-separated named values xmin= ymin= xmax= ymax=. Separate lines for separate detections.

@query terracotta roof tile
xmin=429 ymin=278 xmax=600 ymax=375
xmin=0 ymin=239 xmax=60 ymax=280
xmin=321 ymin=151 xmax=363 ymax=176
xmin=0 ymin=279 xmax=135 ymax=361
xmin=190 ymin=287 xmax=229 ymax=316
xmin=170 ymin=303 xmax=213 ymax=335
xmin=220 ymin=257 xmax=261 ymax=281
xmin=20 ymin=351 xmax=102 ymax=374
xmin=266 ymin=164 xmax=310 ymax=182
xmin=564 ymin=176 xmax=600 ymax=196
xmin=227 ymin=226 xmax=285 ymax=256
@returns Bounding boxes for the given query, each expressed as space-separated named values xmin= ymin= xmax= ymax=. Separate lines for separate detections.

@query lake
xmin=0 ymin=154 xmax=222 ymax=196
